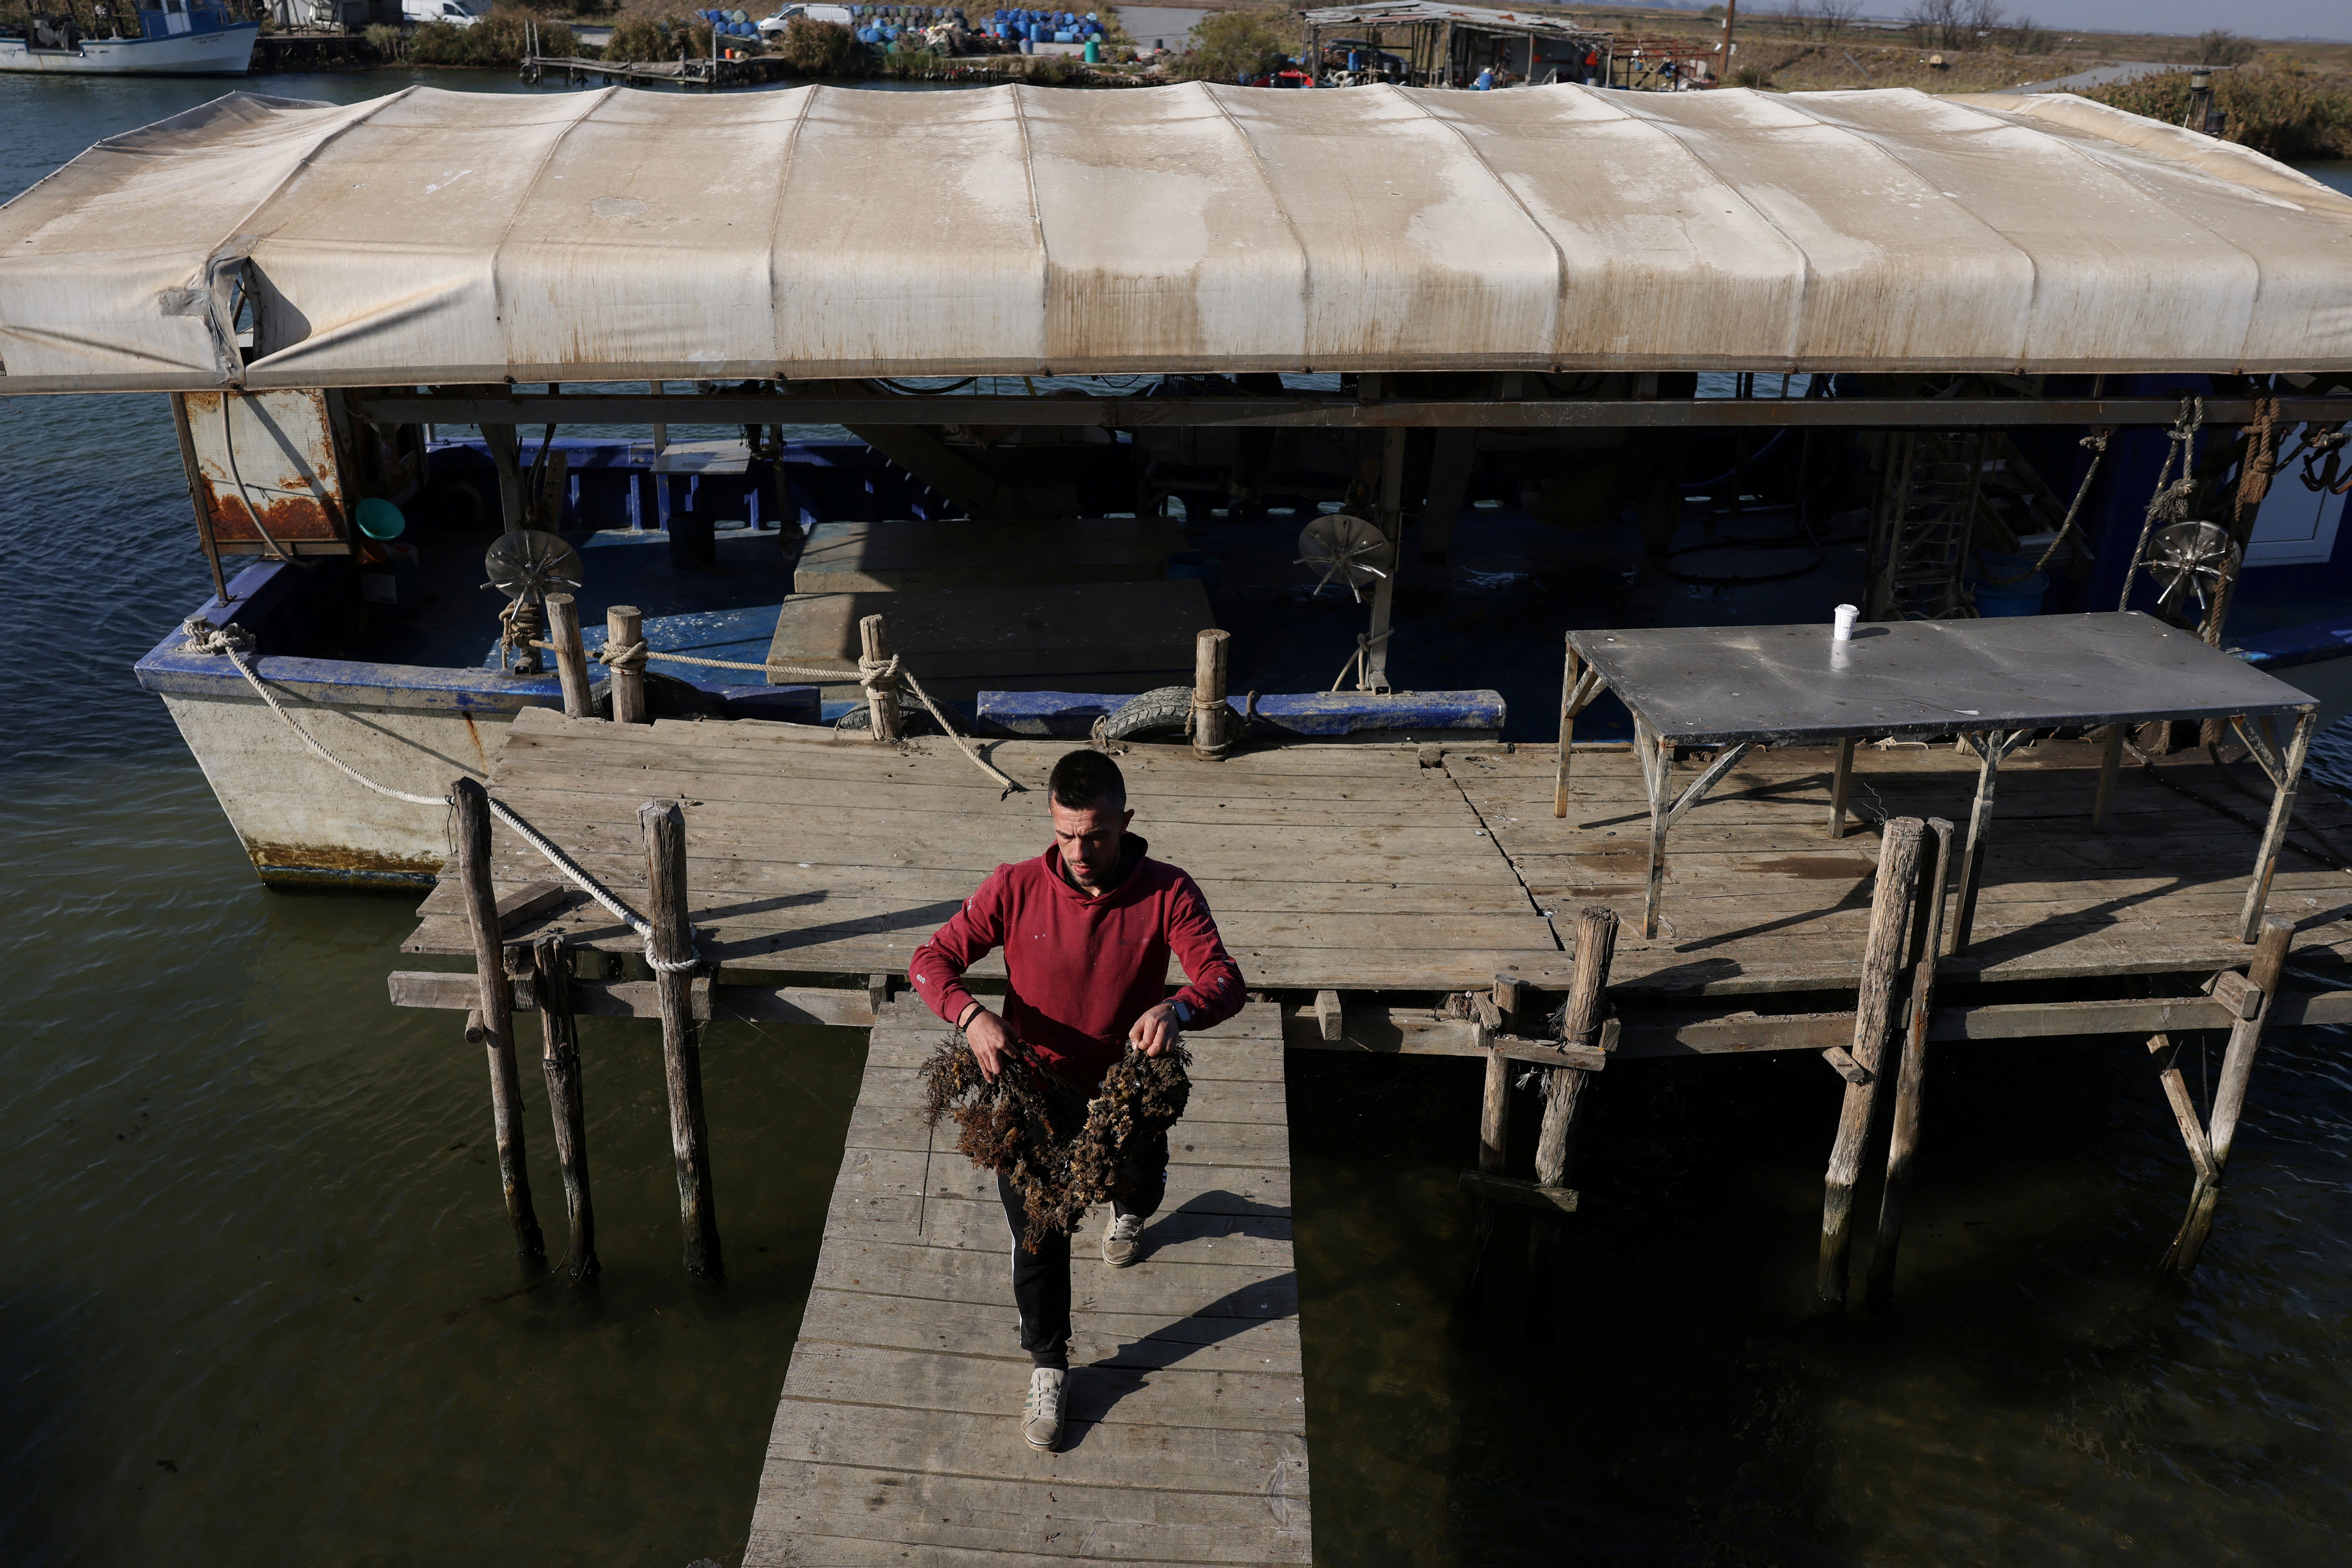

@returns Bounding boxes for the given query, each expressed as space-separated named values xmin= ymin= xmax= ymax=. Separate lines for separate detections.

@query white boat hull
xmin=0 ymin=23 xmax=255 ymax=74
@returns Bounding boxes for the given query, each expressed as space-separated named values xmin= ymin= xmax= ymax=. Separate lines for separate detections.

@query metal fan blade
xmin=483 ymin=528 xmax=585 ymax=601
xmin=2144 ymin=521 xmax=2238 ymax=619
xmin=1296 ymin=514 xmax=1392 ymax=601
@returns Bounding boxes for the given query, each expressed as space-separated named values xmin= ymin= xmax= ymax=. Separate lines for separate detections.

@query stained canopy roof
xmin=2 ymin=82 xmax=2348 ymax=393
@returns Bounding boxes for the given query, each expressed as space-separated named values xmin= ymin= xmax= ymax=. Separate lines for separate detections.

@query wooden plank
xmin=793 ymin=517 xmax=1187 ymax=594
xmin=768 ymin=581 xmax=1216 ymax=681
xmin=825 ymin=1145 xmax=1292 ymax=1216
xmin=1456 ymin=1170 xmax=1579 ymax=1213
xmin=795 ymin=1287 xmax=1304 ymax=1375
xmin=782 ymin=1340 xmax=1303 ymax=1433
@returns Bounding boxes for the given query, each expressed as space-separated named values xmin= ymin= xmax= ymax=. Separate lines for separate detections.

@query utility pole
xmin=1720 ymin=0 xmax=1738 ymax=85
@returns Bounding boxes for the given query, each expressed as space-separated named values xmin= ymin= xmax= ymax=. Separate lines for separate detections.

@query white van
xmin=403 ymin=0 xmax=486 ymax=25
xmin=757 ymin=3 xmax=854 ymax=38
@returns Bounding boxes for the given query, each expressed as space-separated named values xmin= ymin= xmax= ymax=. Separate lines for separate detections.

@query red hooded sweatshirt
xmin=908 ymin=833 xmax=1246 ymax=1090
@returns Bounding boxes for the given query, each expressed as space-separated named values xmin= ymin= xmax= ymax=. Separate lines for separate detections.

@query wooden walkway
xmin=406 ymin=711 xmax=2352 ymax=999
xmin=742 ymin=999 xmax=1308 ymax=1567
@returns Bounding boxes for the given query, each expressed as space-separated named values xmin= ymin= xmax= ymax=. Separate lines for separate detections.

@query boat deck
xmin=402 ymin=711 xmax=2352 ymax=998
xmin=740 ymin=999 xmax=1308 ymax=1566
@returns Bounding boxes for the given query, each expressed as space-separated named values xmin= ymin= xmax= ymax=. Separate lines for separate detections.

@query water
xmin=5 ymin=69 xmax=2352 ymax=1566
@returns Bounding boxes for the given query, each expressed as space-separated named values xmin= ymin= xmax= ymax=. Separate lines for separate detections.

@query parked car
xmin=757 ymin=2 xmax=853 ymax=36
xmin=403 ymin=0 xmax=486 ymax=24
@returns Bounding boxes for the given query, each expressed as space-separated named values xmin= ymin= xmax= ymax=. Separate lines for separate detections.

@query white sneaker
xmin=1102 ymin=1212 xmax=1145 ymax=1268
xmin=1022 ymin=1367 xmax=1065 ymax=1450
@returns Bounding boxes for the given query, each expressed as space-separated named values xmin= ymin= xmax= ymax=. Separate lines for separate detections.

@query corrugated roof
xmin=1 ymin=82 xmax=2347 ymax=393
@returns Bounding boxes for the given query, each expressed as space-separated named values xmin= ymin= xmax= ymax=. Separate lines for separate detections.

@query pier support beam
xmin=643 ymin=799 xmax=723 ymax=1281
xmin=1866 ymin=816 xmax=1955 ymax=1309
xmin=533 ymin=934 xmax=599 ymax=1283
xmin=547 ymin=593 xmax=593 ymax=720
xmin=1818 ymin=816 xmax=1923 ymax=1308
xmin=2163 ymin=913 xmax=2294 ymax=1278
xmin=1535 ymin=907 xmax=1619 ymax=1191
xmin=453 ymin=778 xmax=544 ymax=1261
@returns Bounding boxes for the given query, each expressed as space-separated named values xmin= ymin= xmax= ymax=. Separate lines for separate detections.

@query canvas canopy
xmin=2 ymin=81 xmax=2349 ymax=394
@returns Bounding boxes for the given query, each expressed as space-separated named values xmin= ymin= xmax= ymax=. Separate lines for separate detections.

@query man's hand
xmin=1129 ymin=1001 xmax=1183 ymax=1058
xmin=965 ymin=1008 xmax=1014 ymax=1080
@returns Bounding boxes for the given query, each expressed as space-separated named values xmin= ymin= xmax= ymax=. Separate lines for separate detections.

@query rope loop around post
xmin=596 ymin=638 xmax=649 ymax=673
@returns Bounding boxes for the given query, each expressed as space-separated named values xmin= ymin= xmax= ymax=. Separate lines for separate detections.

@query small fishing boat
xmin=5 ymin=82 xmax=2352 ymax=885
xmin=0 ymin=0 xmax=257 ymax=75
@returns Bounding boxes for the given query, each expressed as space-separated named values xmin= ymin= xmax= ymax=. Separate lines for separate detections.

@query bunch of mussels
xmin=919 ymin=1031 xmax=1192 ymax=1252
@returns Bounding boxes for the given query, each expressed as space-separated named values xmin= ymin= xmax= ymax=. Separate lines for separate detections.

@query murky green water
xmin=5 ymin=69 xmax=2352 ymax=1566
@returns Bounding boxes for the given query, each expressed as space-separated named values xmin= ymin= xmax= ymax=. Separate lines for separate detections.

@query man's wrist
xmin=1170 ymin=999 xmax=1193 ymax=1027
xmin=956 ymin=1000 xmax=985 ymax=1032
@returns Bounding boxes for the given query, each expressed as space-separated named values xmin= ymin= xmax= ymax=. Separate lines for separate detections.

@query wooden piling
xmin=533 ymin=934 xmax=599 ymax=1283
xmin=2163 ymin=913 xmax=2294 ymax=1278
xmin=1479 ymin=1048 xmax=1510 ymax=1174
xmin=859 ymin=613 xmax=903 ymax=743
xmin=1535 ymin=907 xmax=1619 ymax=1187
xmin=547 ymin=593 xmax=593 ymax=720
xmin=1817 ymin=816 xmax=1923 ymax=1308
xmin=1827 ymin=736 xmax=1856 ymax=840
xmin=1192 ymin=628 xmax=1232 ymax=760
xmin=642 ymin=799 xmax=722 ymax=1280
xmin=607 ymin=605 xmax=648 ymax=725
xmin=1866 ymin=815 xmax=1955 ymax=1309
xmin=452 ymin=778 xmax=544 ymax=1261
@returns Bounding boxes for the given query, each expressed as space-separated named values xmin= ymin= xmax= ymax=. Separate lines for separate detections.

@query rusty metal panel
xmin=181 ymin=388 xmax=352 ymax=551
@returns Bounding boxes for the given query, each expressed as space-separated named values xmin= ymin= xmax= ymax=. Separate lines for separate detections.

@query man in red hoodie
xmin=909 ymin=748 xmax=1246 ymax=1451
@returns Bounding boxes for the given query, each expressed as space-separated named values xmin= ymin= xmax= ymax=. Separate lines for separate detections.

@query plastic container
xmin=1970 ymin=550 xmax=2048 ymax=617
xmin=1083 ymin=36 xmax=1097 ymax=59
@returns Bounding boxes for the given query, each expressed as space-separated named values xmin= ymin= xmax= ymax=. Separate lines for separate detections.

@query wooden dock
xmin=390 ymin=704 xmax=2352 ymax=1556
xmin=742 ymin=999 xmax=1307 ymax=1566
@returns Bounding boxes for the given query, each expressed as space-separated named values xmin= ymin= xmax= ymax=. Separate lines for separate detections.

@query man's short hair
xmin=1049 ymin=750 xmax=1127 ymax=812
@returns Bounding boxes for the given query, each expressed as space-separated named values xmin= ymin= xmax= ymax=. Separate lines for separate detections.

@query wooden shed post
xmin=452 ymin=777 xmax=545 ymax=1261
xmin=1817 ymin=817 xmax=1923 ymax=1308
xmin=859 ymin=613 xmax=903 ymax=742
xmin=533 ymin=933 xmax=599 ymax=1283
xmin=2164 ymin=913 xmax=2294 ymax=1277
xmin=606 ymin=604 xmax=648 ymax=725
xmin=642 ymin=799 xmax=723 ymax=1280
xmin=546 ymin=593 xmax=593 ymax=720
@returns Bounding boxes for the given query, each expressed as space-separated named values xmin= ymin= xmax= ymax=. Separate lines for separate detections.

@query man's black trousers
xmin=997 ymin=1130 xmax=1169 ymax=1371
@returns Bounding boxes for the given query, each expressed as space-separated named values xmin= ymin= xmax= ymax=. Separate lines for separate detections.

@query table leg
xmin=1950 ymin=729 xmax=2014 ymax=957
xmin=1553 ymin=641 xmax=1580 ymax=820
xmin=2239 ymin=708 xmax=2318 ymax=943
xmin=1641 ymin=719 xmax=1673 ymax=939
xmin=2092 ymin=722 xmax=2123 ymax=832
xmin=1828 ymin=735 xmax=1856 ymax=840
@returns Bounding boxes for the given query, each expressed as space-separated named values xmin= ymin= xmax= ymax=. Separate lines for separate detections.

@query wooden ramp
xmin=743 ymin=999 xmax=1309 ymax=1567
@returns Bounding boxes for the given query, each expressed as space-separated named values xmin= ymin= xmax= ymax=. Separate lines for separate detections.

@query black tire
xmin=1103 ymin=686 xmax=1194 ymax=742
xmin=834 ymin=702 xmax=943 ymax=737
xmin=588 ymin=670 xmax=727 ymax=720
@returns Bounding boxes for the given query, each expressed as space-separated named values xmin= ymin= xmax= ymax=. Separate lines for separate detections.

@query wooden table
xmin=1553 ymin=613 xmax=2321 ymax=946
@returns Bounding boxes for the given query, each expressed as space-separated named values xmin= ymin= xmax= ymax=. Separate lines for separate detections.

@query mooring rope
xmin=178 ymin=617 xmax=699 ymax=975
xmin=1983 ymin=429 xmax=2110 ymax=586
xmin=538 ymin=635 xmax=1023 ymax=797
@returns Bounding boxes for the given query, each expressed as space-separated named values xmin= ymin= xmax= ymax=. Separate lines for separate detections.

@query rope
xmin=1189 ymin=689 xmax=1234 ymax=759
xmin=1984 ymin=429 xmax=2110 ymax=586
xmin=541 ymin=637 xmax=1023 ymax=797
xmin=2118 ymin=394 xmax=2205 ymax=612
xmin=179 ymin=617 xmax=699 ymax=975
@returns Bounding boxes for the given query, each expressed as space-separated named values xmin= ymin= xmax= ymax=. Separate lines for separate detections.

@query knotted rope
xmin=2118 ymin=394 xmax=2205 ymax=612
xmin=179 ymin=617 xmax=699 ymax=975
xmin=1188 ymin=688 xmax=1234 ymax=759
xmin=1982 ymin=428 xmax=2112 ymax=587
xmin=539 ymin=636 xmax=1021 ymax=797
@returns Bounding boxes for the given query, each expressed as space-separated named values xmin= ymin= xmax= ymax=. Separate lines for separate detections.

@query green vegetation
xmin=2197 ymin=29 xmax=2259 ymax=69
xmin=1171 ymin=4 xmax=1293 ymax=83
xmin=403 ymin=5 xmax=573 ymax=64
xmin=776 ymin=15 xmax=863 ymax=75
xmin=2080 ymin=68 xmax=2352 ymax=160
xmin=604 ymin=4 xmax=715 ymax=63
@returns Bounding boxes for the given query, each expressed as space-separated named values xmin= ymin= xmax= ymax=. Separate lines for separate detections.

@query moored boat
xmin=0 ymin=1 xmax=256 ymax=74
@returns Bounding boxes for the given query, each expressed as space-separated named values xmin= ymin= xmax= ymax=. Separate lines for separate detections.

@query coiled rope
xmin=546 ymin=635 xmax=1022 ymax=797
xmin=179 ymin=617 xmax=699 ymax=975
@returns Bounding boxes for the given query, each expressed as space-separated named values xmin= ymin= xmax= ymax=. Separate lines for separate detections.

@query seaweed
xmin=920 ymin=1032 xmax=1192 ymax=1252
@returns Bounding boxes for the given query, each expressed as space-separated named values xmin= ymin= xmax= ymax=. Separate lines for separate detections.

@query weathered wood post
xmin=1479 ymin=975 xmax=1526 ymax=1174
xmin=2164 ymin=913 xmax=2294 ymax=1278
xmin=1535 ymin=907 xmax=1619 ymax=1189
xmin=606 ymin=605 xmax=648 ymax=725
xmin=452 ymin=777 xmax=545 ymax=1261
xmin=1866 ymin=816 xmax=1955 ymax=1309
xmin=533 ymin=933 xmax=599 ymax=1283
xmin=547 ymin=593 xmax=594 ymax=720
xmin=859 ymin=613 xmax=903 ymax=742
xmin=1192 ymin=628 xmax=1232 ymax=760
xmin=642 ymin=799 xmax=722 ymax=1280
xmin=1553 ymin=637 xmax=1579 ymax=820
xmin=1817 ymin=816 xmax=1923 ymax=1308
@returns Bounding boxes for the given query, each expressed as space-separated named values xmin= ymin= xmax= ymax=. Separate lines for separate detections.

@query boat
xmin=5 ymin=82 xmax=2352 ymax=884
xmin=0 ymin=1 xmax=257 ymax=74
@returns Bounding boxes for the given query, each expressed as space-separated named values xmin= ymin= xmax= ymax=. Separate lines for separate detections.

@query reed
xmin=2080 ymin=69 xmax=2352 ymax=161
